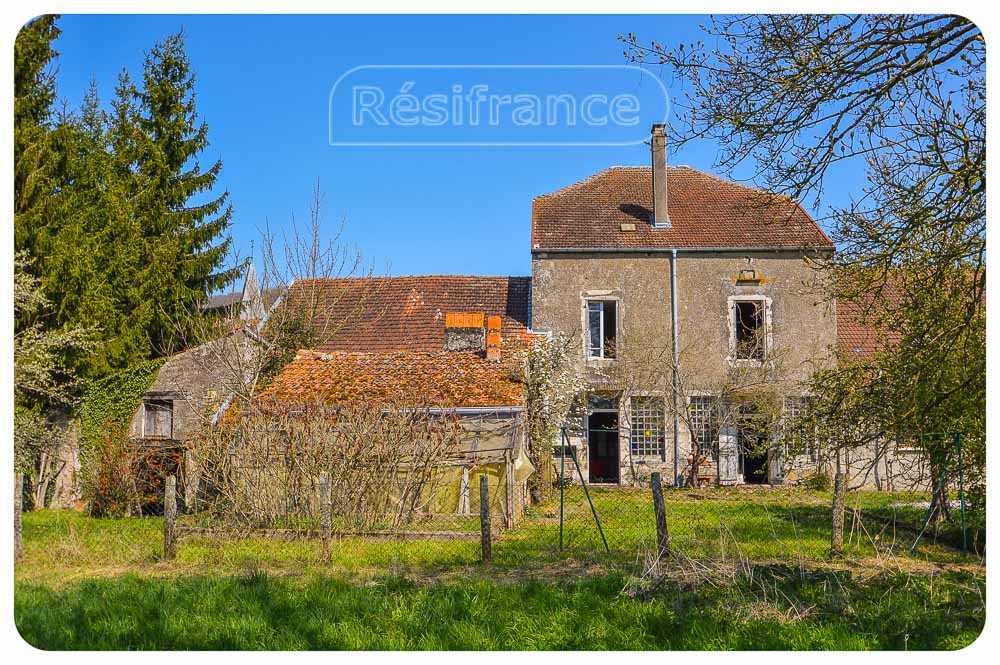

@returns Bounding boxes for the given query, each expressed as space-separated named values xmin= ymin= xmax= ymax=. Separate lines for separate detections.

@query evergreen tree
xmin=14 ymin=14 xmax=61 ymax=269
xmin=42 ymin=81 xmax=148 ymax=376
xmin=129 ymin=30 xmax=239 ymax=354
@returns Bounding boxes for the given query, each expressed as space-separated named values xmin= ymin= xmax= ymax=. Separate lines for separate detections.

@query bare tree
xmin=174 ymin=180 xmax=381 ymax=413
xmin=192 ymin=397 xmax=466 ymax=530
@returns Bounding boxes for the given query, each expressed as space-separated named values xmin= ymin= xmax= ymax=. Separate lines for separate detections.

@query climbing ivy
xmin=78 ymin=358 xmax=165 ymax=476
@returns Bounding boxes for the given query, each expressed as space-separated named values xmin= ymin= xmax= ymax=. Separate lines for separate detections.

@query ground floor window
xmin=689 ymin=396 xmax=718 ymax=460
xmin=783 ymin=396 xmax=817 ymax=462
xmin=629 ymin=396 xmax=665 ymax=457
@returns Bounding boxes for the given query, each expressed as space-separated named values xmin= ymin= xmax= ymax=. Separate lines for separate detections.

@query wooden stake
xmin=14 ymin=472 xmax=24 ymax=562
xmin=480 ymin=475 xmax=492 ymax=564
xmin=319 ymin=471 xmax=331 ymax=563
xmin=651 ymin=472 xmax=670 ymax=559
xmin=164 ymin=475 xmax=177 ymax=561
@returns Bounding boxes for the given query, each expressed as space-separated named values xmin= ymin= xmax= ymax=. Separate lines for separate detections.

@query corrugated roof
xmin=531 ymin=166 xmax=833 ymax=251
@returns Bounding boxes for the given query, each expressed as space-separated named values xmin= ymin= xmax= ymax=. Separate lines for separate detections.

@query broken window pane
xmin=734 ymin=300 xmax=765 ymax=360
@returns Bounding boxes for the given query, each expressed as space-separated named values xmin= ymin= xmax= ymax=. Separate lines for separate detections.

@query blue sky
xmin=49 ymin=14 xmax=849 ymax=281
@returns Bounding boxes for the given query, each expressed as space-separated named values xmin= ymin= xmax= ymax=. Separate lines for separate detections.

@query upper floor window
xmin=143 ymin=399 xmax=173 ymax=438
xmin=586 ymin=299 xmax=617 ymax=359
xmin=733 ymin=299 xmax=766 ymax=361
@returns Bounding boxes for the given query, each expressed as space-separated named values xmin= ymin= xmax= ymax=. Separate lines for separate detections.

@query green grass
xmin=15 ymin=567 xmax=984 ymax=650
xmin=14 ymin=488 xmax=985 ymax=650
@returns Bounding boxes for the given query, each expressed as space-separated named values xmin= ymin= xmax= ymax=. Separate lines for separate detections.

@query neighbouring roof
xmin=835 ymin=278 xmax=904 ymax=361
xmin=836 ymin=300 xmax=885 ymax=361
xmin=204 ymin=287 xmax=283 ymax=313
xmin=282 ymin=276 xmax=532 ymax=353
xmin=257 ymin=349 xmax=526 ymax=408
xmin=531 ymin=166 xmax=834 ymax=251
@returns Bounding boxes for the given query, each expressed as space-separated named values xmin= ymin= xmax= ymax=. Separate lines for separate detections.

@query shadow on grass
xmin=15 ymin=565 xmax=984 ymax=650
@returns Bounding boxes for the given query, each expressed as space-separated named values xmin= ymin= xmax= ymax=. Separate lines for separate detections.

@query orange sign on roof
xmin=445 ymin=312 xmax=485 ymax=328
xmin=487 ymin=315 xmax=502 ymax=331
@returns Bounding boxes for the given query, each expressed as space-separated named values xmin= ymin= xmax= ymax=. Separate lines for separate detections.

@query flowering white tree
xmin=520 ymin=333 xmax=586 ymax=502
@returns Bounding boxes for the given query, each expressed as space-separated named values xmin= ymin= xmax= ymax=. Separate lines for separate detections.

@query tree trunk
xmin=831 ymin=470 xmax=847 ymax=555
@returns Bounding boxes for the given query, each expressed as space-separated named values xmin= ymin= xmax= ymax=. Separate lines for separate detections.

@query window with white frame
xmin=783 ymin=396 xmax=817 ymax=461
xmin=689 ymin=396 xmax=718 ymax=460
xmin=732 ymin=299 xmax=766 ymax=360
xmin=586 ymin=299 xmax=617 ymax=359
xmin=629 ymin=396 xmax=665 ymax=457
xmin=143 ymin=399 xmax=173 ymax=438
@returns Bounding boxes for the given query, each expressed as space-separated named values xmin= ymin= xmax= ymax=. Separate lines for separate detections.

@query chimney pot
xmin=650 ymin=123 xmax=670 ymax=228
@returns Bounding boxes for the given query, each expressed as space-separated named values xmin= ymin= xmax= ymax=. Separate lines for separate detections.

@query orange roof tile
xmin=258 ymin=349 xmax=526 ymax=408
xmin=532 ymin=166 xmax=833 ymax=251
xmin=282 ymin=276 xmax=530 ymax=353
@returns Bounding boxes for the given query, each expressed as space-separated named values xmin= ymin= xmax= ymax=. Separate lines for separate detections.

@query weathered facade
xmin=529 ymin=124 xmax=913 ymax=489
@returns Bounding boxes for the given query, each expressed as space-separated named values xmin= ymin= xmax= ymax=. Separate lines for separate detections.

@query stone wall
xmin=532 ymin=249 xmax=849 ymax=487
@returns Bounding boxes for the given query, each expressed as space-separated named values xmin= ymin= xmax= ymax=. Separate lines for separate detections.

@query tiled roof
xmin=836 ymin=300 xmax=885 ymax=361
xmin=283 ymin=276 xmax=531 ymax=353
xmin=258 ymin=349 xmax=526 ymax=408
xmin=835 ymin=280 xmax=903 ymax=361
xmin=531 ymin=166 xmax=833 ymax=251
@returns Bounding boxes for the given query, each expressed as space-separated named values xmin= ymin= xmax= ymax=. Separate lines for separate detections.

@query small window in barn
xmin=586 ymin=299 xmax=618 ymax=359
xmin=630 ymin=396 xmax=665 ymax=457
xmin=553 ymin=444 xmax=577 ymax=460
xmin=733 ymin=300 xmax=766 ymax=360
xmin=143 ymin=399 xmax=173 ymax=438
xmin=783 ymin=396 xmax=817 ymax=461
xmin=689 ymin=396 xmax=719 ymax=461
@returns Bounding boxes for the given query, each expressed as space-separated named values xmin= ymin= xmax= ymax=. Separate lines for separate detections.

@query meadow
xmin=14 ymin=487 xmax=985 ymax=650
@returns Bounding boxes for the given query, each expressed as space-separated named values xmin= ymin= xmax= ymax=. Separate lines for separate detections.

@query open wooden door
xmin=718 ymin=426 xmax=739 ymax=486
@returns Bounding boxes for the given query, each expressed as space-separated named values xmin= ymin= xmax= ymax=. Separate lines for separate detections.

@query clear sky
xmin=49 ymin=14 xmax=850 ymax=281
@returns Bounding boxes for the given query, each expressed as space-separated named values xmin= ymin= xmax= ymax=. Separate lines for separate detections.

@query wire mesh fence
xmin=15 ymin=426 xmax=982 ymax=578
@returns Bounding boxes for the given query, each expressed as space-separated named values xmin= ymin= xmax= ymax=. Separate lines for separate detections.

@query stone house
xmin=529 ymin=123 xmax=881 ymax=488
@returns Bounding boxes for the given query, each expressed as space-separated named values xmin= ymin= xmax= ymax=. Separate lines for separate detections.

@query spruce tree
xmin=14 ymin=14 xmax=61 ymax=268
xmin=130 ymin=30 xmax=239 ymax=354
xmin=44 ymin=81 xmax=148 ymax=376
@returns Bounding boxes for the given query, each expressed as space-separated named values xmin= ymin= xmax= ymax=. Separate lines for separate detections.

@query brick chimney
xmin=486 ymin=316 xmax=502 ymax=361
xmin=444 ymin=312 xmax=485 ymax=352
xmin=650 ymin=123 xmax=670 ymax=228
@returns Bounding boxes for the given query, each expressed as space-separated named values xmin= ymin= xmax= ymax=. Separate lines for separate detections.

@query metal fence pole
xmin=163 ymin=475 xmax=177 ymax=561
xmin=559 ymin=427 xmax=566 ymax=551
xmin=651 ymin=472 xmax=670 ymax=559
xmin=480 ymin=474 xmax=492 ymax=563
xmin=569 ymin=447 xmax=610 ymax=553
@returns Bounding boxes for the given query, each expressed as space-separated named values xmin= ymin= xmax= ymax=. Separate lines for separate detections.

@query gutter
xmin=532 ymin=246 xmax=834 ymax=255
xmin=669 ymin=249 xmax=681 ymax=487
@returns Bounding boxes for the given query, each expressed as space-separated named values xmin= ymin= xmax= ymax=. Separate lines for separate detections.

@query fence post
xmin=831 ymin=471 xmax=846 ymax=555
xmin=14 ymin=472 xmax=24 ymax=562
xmin=319 ymin=471 xmax=331 ymax=563
xmin=956 ymin=432 xmax=967 ymax=556
xmin=480 ymin=474 xmax=492 ymax=564
xmin=164 ymin=475 xmax=177 ymax=561
xmin=651 ymin=472 xmax=670 ymax=559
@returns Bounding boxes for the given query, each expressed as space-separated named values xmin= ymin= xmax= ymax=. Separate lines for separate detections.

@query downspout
xmin=670 ymin=248 xmax=681 ymax=487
